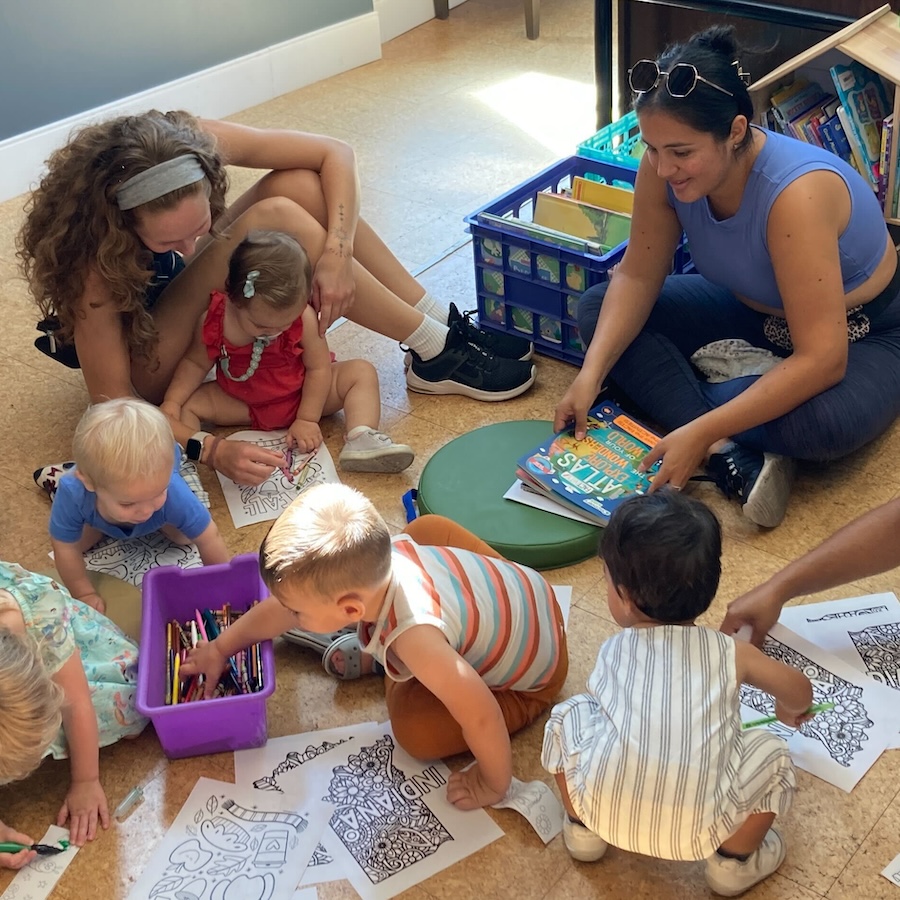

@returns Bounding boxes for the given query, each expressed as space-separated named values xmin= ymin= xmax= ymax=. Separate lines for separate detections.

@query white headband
xmin=116 ymin=154 xmax=206 ymax=211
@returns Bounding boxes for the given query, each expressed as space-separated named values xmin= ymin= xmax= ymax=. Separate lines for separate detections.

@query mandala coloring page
xmin=739 ymin=623 xmax=895 ymax=791
xmin=81 ymin=532 xmax=202 ymax=587
xmin=126 ymin=777 xmax=327 ymax=900
xmin=214 ymin=431 xmax=340 ymax=528
xmin=235 ymin=723 xmax=503 ymax=898
xmin=779 ymin=594 xmax=900 ymax=749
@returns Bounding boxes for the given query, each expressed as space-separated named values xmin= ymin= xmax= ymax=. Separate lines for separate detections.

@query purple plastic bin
xmin=136 ymin=553 xmax=276 ymax=759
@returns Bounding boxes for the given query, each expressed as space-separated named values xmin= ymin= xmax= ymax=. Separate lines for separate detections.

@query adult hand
xmin=57 ymin=778 xmax=109 ymax=846
xmin=181 ymin=641 xmax=228 ymax=699
xmin=0 ymin=821 xmax=37 ymax=870
xmin=311 ymin=253 xmax=355 ymax=337
xmin=554 ymin=373 xmax=602 ymax=439
xmin=446 ymin=763 xmax=506 ymax=811
xmin=210 ymin=439 xmax=284 ymax=486
xmin=640 ymin=422 xmax=710 ymax=491
xmin=287 ymin=419 xmax=323 ymax=454
xmin=721 ymin=582 xmax=785 ymax=647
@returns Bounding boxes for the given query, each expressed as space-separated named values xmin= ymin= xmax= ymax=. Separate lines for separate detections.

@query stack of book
xmin=478 ymin=176 xmax=634 ymax=255
xmin=765 ymin=61 xmax=895 ymax=214
xmin=511 ymin=401 xmax=661 ymax=526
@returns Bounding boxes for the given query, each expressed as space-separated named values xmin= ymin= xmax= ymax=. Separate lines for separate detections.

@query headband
xmin=115 ymin=154 xmax=206 ymax=211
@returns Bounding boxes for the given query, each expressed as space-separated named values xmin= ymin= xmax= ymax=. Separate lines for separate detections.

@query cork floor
xmin=1 ymin=0 xmax=900 ymax=897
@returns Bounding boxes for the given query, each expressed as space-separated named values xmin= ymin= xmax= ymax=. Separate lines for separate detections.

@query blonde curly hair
xmin=17 ymin=110 xmax=229 ymax=363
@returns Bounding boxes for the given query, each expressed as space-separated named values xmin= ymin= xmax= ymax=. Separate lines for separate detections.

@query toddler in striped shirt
xmin=183 ymin=483 xmax=568 ymax=810
xmin=542 ymin=491 xmax=815 ymax=897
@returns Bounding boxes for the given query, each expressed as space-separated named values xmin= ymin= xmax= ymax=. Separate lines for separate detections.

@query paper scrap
xmin=504 ymin=479 xmax=599 ymax=526
xmin=882 ymin=849 xmax=900 ymax=887
xmin=491 ymin=777 xmax=564 ymax=844
xmin=0 ymin=826 xmax=78 ymax=900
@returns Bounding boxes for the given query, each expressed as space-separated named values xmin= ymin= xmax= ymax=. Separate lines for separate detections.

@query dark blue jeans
xmin=577 ymin=274 xmax=900 ymax=461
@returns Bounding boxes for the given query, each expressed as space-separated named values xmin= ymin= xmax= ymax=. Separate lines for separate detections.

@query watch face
xmin=186 ymin=438 xmax=203 ymax=461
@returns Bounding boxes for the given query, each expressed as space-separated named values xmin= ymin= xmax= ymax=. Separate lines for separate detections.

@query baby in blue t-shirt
xmin=49 ymin=398 xmax=230 ymax=612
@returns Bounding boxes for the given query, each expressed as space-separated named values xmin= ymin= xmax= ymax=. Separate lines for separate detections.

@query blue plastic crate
xmin=577 ymin=110 xmax=644 ymax=169
xmin=464 ymin=155 xmax=689 ymax=366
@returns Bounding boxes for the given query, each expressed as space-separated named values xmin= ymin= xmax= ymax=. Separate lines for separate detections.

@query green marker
xmin=742 ymin=701 xmax=835 ymax=730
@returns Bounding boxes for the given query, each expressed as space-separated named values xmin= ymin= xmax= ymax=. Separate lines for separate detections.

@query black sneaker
xmin=406 ymin=322 xmax=536 ymax=401
xmin=447 ymin=302 xmax=533 ymax=361
xmin=698 ymin=442 xmax=795 ymax=528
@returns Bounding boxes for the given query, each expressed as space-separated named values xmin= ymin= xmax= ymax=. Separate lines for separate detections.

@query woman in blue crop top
xmin=19 ymin=112 xmax=535 ymax=487
xmin=555 ymin=26 xmax=900 ymax=528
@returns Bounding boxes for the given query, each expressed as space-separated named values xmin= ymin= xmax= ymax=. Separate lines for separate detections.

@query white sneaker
xmin=339 ymin=428 xmax=415 ymax=474
xmin=563 ymin=817 xmax=608 ymax=862
xmin=705 ymin=828 xmax=786 ymax=897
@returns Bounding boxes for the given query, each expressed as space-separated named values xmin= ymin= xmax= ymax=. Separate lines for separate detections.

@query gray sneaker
xmin=705 ymin=828 xmax=786 ymax=897
xmin=339 ymin=428 xmax=415 ymax=474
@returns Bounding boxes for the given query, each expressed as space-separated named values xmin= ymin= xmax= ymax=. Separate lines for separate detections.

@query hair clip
xmin=731 ymin=59 xmax=751 ymax=85
xmin=243 ymin=270 xmax=260 ymax=299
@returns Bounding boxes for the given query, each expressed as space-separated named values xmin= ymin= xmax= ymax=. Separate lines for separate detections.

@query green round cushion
xmin=416 ymin=420 xmax=601 ymax=570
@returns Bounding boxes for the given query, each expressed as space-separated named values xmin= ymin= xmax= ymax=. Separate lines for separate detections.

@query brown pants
xmin=385 ymin=515 xmax=569 ymax=760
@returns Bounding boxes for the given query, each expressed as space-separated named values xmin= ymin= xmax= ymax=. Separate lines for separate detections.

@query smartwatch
xmin=186 ymin=431 xmax=212 ymax=462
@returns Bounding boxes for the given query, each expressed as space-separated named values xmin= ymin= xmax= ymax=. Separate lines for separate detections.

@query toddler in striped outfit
xmin=183 ymin=483 xmax=568 ymax=810
xmin=542 ymin=491 xmax=814 ymax=897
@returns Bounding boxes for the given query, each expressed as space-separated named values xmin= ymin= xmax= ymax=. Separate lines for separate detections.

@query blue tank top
xmin=668 ymin=128 xmax=887 ymax=310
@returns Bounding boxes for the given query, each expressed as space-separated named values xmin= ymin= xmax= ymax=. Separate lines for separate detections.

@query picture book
xmin=533 ymin=193 xmax=631 ymax=252
xmin=571 ymin=176 xmax=634 ymax=215
xmin=830 ymin=62 xmax=891 ymax=186
xmin=837 ymin=106 xmax=876 ymax=189
xmin=515 ymin=401 xmax=661 ymax=526
xmin=770 ymin=80 xmax=829 ymax=131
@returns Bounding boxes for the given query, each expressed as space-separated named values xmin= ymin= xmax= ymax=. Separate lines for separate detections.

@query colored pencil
xmin=742 ymin=701 xmax=835 ymax=730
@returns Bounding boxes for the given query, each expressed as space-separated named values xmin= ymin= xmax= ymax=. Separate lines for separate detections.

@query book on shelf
xmin=830 ymin=61 xmax=891 ymax=189
xmin=837 ymin=106 xmax=876 ymax=189
xmin=571 ymin=176 xmax=634 ymax=215
xmin=818 ymin=113 xmax=858 ymax=171
xmin=769 ymin=79 xmax=829 ymax=134
xmin=533 ymin=192 xmax=631 ymax=251
xmin=515 ymin=400 xmax=661 ymax=526
xmin=879 ymin=114 xmax=894 ymax=212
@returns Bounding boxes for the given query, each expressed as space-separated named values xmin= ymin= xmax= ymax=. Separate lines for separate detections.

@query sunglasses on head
xmin=628 ymin=59 xmax=735 ymax=98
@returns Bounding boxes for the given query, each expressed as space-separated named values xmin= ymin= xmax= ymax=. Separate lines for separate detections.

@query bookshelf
xmin=749 ymin=4 xmax=900 ymax=224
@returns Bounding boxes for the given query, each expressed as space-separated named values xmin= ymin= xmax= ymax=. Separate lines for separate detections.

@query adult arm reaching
xmin=721 ymin=497 xmax=900 ymax=644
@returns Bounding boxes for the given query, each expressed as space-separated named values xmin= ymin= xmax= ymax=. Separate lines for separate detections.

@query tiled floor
xmin=1 ymin=0 xmax=899 ymax=897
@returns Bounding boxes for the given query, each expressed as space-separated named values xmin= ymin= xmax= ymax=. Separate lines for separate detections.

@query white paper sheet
xmin=215 ymin=431 xmax=340 ymax=528
xmin=0 ymin=827 xmax=77 ymax=900
xmin=292 ymin=888 xmax=318 ymax=900
xmin=504 ymin=479 xmax=599 ymax=526
xmin=491 ymin=777 xmax=564 ymax=844
xmin=881 ymin=849 xmax=900 ymax=887
xmin=126 ymin=777 xmax=327 ymax=900
xmin=740 ymin=623 xmax=896 ymax=792
xmin=49 ymin=531 xmax=203 ymax=588
xmin=779 ymin=593 xmax=900 ymax=749
xmin=235 ymin=722 xmax=503 ymax=900
xmin=552 ymin=585 xmax=572 ymax=629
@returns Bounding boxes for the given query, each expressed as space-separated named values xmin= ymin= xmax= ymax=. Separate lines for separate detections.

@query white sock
xmin=346 ymin=425 xmax=375 ymax=441
xmin=405 ymin=317 xmax=449 ymax=361
xmin=414 ymin=291 xmax=449 ymax=325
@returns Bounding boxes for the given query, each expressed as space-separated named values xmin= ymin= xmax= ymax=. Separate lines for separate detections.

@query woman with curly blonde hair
xmin=19 ymin=110 xmax=535 ymax=484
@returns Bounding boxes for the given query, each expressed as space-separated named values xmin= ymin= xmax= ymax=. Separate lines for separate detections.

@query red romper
xmin=202 ymin=290 xmax=306 ymax=430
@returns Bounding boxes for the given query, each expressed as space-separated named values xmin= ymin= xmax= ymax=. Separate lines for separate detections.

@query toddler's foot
xmin=339 ymin=427 xmax=415 ymax=474
xmin=705 ymin=828 xmax=785 ymax=897
xmin=33 ymin=461 xmax=75 ymax=500
xmin=563 ymin=816 xmax=608 ymax=862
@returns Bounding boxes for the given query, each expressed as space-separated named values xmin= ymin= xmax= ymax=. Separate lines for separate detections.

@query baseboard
xmin=0 ymin=13 xmax=382 ymax=203
xmin=375 ymin=0 xmax=469 ymax=43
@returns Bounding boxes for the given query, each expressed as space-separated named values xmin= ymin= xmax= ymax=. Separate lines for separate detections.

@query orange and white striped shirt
xmin=358 ymin=534 xmax=562 ymax=691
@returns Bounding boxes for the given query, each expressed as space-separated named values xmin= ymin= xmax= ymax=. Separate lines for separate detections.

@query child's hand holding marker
xmin=181 ymin=639 xmax=228 ymax=700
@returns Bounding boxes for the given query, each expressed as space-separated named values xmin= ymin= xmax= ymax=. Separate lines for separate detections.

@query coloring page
xmin=779 ymin=593 xmax=900 ymax=749
xmin=553 ymin=585 xmax=572 ymax=629
xmin=0 ymin=826 xmax=77 ymax=900
xmin=881 ymin=849 xmax=900 ymax=888
xmin=739 ymin=623 xmax=896 ymax=792
xmin=292 ymin=889 xmax=317 ymax=900
xmin=126 ymin=777 xmax=328 ymax=900
xmin=235 ymin=722 xmax=504 ymax=898
xmin=504 ymin=479 xmax=598 ymax=526
xmin=491 ymin=777 xmax=564 ymax=844
xmin=235 ymin=723 xmax=380 ymax=888
xmin=214 ymin=431 xmax=340 ymax=528
xmin=50 ymin=532 xmax=202 ymax=588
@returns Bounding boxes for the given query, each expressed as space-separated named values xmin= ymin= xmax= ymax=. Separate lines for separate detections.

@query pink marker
xmin=195 ymin=609 xmax=209 ymax=643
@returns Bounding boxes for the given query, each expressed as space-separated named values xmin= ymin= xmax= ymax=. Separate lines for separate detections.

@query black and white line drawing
xmin=80 ymin=531 xmax=201 ymax=587
xmin=848 ymin=622 xmax=900 ymax=690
